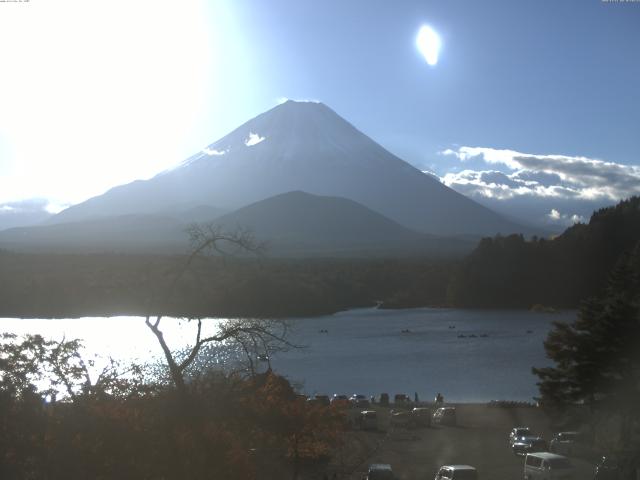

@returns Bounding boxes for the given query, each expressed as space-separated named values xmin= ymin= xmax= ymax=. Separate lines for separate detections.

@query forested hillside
xmin=448 ymin=197 xmax=640 ymax=308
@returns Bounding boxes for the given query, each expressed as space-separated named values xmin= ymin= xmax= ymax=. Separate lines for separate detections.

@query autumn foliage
xmin=0 ymin=335 xmax=344 ymax=479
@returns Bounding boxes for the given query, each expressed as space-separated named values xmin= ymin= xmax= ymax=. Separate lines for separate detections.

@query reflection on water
xmin=1 ymin=307 xmax=575 ymax=402
xmin=0 ymin=316 xmax=227 ymax=364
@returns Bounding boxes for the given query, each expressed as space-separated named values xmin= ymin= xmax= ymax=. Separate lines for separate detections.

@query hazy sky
xmin=1 ymin=0 xmax=638 ymax=226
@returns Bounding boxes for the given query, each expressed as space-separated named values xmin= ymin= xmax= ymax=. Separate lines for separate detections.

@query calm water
xmin=0 ymin=308 xmax=575 ymax=402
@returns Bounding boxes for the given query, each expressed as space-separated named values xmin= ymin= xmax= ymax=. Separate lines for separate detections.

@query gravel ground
xmin=324 ymin=404 xmax=595 ymax=480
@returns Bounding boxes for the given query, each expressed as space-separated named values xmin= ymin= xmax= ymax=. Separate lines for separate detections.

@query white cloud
xmin=275 ymin=97 xmax=321 ymax=104
xmin=548 ymin=209 xmax=561 ymax=220
xmin=440 ymin=146 xmax=640 ymax=202
xmin=0 ymin=198 xmax=67 ymax=216
xmin=244 ymin=132 xmax=265 ymax=147
xmin=202 ymin=147 xmax=227 ymax=156
xmin=441 ymin=146 xmax=524 ymax=169
xmin=441 ymin=169 xmax=578 ymax=200
xmin=546 ymin=208 xmax=584 ymax=226
xmin=44 ymin=202 xmax=68 ymax=214
xmin=421 ymin=169 xmax=439 ymax=179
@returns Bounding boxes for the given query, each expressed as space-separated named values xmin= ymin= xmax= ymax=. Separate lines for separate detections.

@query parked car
xmin=509 ymin=426 xmax=533 ymax=446
xmin=434 ymin=464 xmax=478 ymax=480
xmin=524 ymin=452 xmax=574 ymax=480
xmin=359 ymin=410 xmax=378 ymax=431
xmin=350 ymin=393 xmax=370 ymax=408
xmin=594 ymin=455 xmax=620 ymax=480
xmin=433 ymin=407 xmax=457 ymax=426
xmin=411 ymin=407 xmax=431 ymax=427
xmin=549 ymin=431 xmax=589 ymax=457
xmin=330 ymin=394 xmax=349 ymax=406
xmin=390 ymin=409 xmax=412 ymax=428
xmin=307 ymin=394 xmax=330 ymax=406
xmin=366 ymin=463 xmax=395 ymax=480
xmin=512 ymin=436 xmax=548 ymax=456
xmin=394 ymin=393 xmax=411 ymax=406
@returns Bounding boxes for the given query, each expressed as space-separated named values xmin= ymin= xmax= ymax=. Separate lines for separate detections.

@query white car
xmin=434 ymin=464 xmax=478 ymax=480
xmin=524 ymin=452 xmax=574 ymax=479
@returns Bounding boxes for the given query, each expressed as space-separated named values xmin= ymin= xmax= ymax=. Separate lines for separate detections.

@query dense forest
xmin=448 ymin=197 xmax=640 ymax=308
xmin=0 ymin=253 xmax=453 ymax=318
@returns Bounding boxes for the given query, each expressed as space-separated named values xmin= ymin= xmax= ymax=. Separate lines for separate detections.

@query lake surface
xmin=0 ymin=307 xmax=575 ymax=402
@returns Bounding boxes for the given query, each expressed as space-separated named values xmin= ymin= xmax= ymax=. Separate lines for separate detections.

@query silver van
xmin=524 ymin=452 xmax=574 ymax=480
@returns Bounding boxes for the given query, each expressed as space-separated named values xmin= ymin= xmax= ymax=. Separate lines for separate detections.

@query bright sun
xmin=416 ymin=25 xmax=441 ymax=66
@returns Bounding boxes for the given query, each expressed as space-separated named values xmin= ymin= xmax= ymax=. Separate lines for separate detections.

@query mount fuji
xmin=51 ymin=100 xmax=524 ymax=237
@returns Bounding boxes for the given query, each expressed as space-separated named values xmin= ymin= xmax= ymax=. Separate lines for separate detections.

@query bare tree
xmin=144 ymin=223 xmax=295 ymax=396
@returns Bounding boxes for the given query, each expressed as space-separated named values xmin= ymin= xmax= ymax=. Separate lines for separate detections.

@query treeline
xmin=448 ymin=197 xmax=640 ymax=308
xmin=0 ymin=253 xmax=454 ymax=318
xmin=2 ymin=197 xmax=638 ymax=317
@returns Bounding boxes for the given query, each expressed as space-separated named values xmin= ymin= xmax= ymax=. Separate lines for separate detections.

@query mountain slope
xmin=0 ymin=191 xmax=475 ymax=256
xmin=52 ymin=101 xmax=525 ymax=236
xmin=212 ymin=191 xmax=473 ymax=256
xmin=0 ymin=214 xmax=186 ymax=253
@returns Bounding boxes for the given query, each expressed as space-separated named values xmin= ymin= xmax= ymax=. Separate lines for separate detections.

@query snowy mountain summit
xmin=53 ymin=100 xmax=523 ymax=236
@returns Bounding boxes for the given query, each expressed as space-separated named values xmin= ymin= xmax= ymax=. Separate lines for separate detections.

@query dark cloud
xmin=478 ymin=171 xmax=520 ymax=188
xmin=512 ymin=170 xmax=563 ymax=187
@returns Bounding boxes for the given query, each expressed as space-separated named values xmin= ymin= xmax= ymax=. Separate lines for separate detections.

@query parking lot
xmin=327 ymin=404 xmax=595 ymax=480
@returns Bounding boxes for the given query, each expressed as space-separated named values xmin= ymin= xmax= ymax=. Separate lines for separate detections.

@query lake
xmin=0 ymin=307 xmax=575 ymax=402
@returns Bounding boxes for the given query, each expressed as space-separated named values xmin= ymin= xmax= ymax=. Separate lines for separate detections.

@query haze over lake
xmin=1 ymin=307 xmax=574 ymax=402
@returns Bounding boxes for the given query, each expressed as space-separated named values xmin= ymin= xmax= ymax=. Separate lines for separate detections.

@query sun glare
xmin=0 ymin=0 xmax=214 ymax=204
xmin=416 ymin=25 xmax=441 ymax=66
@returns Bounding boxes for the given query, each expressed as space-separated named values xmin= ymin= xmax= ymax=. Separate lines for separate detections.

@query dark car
xmin=433 ymin=407 xmax=457 ymax=426
xmin=509 ymin=426 xmax=532 ymax=446
xmin=307 ymin=394 xmax=330 ymax=406
xmin=366 ymin=463 xmax=395 ymax=480
xmin=330 ymin=394 xmax=349 ymax=407
xmin=411 ymin=407 xmax=432 ymax=427
xmin=394 ymin=393 xmax=411 ymax=407
xmin=350 ymin=393 xmax=370 ymax=408
xmin=549 ymin=431 xmax=591 ymax=457
xmin=512 ymin=436 xmax=547 ymax=456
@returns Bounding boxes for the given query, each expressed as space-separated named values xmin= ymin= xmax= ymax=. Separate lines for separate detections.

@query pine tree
xmin=533 ymin=242 xmax=640 ymax=448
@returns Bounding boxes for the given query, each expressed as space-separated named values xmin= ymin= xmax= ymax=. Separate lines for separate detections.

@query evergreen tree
xmin=533 ymin=242 xmax=640 ymax=444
